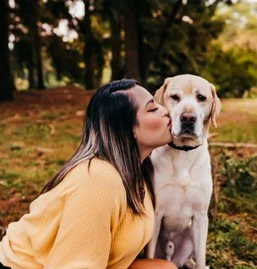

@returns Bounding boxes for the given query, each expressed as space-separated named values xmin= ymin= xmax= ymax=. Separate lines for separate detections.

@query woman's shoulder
xmin=71 ymin=158 xmax=121 ymax=178
xmin=63 ymin=158 xmax=127 ymax=214
xmin=66 ymin=158 xmax=125 ymax=192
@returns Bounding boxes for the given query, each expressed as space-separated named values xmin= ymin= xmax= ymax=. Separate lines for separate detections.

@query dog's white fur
xmin=146 ymin=74 xmax=221 ymax=269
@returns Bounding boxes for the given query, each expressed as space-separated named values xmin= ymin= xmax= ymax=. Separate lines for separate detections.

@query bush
xmin=202 ymin=44 xmax=257 ymax=98
xmin=220 ymin=154 xmax=257 ymax=195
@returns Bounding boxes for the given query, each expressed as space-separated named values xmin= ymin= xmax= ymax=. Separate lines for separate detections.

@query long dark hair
xmin=41 ymin=79 xmax=155 ymax=215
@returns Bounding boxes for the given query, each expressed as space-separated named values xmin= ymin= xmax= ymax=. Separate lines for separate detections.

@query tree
xmin=102 ymin=0 xmax=123 ymax=80
xmin=46 ymin=0 xmax=105 ymax=89
xmin=202 ymin=44 xmax=257 ymax=97
xmin=7 ymin=0 xmax=234 ymax=91
xmin=102 ymin=0 xmax=227 ymax=87
xmin=123 ymin=0 xmax=142 ymax=82
xmin=43 ymin=0 xmax=85 ymax=85
xmin=137 ymin=0 xmax=227 ymax=88
xmin=0 ymin=0 xmax=15 ymax=101
xmin=14 ymin=0 xmax=45 ymax=89
xmin=82 ymin=0 xmax=94 ymax=89
xmin=31 ymin=0 xmax=45 ymax=89
xmin=13 ymin=40 xmax=37 ymax=89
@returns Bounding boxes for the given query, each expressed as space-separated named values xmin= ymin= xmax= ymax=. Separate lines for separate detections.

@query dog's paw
xmin=183 ymin=258 xmax=195 ymax=269
xmin=165 ymin=240 xmax=175 ymax=261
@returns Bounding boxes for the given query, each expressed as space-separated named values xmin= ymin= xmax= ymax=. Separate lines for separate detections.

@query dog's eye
xmin=197 ymin=94 xmax=206 ymax=102
xmin=170 ymin=94 xmax=180 ymax=102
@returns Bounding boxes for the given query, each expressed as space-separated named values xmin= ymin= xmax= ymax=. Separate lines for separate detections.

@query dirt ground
xmin=0 ymin=86 xmax=93 ymax=117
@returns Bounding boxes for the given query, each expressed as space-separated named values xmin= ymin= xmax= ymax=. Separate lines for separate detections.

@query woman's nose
xmin=159 ymin=104 xmax=169 ymax=117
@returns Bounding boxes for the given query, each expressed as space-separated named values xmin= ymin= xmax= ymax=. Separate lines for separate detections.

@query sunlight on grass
xmin=8 ymin=123 xmax=50 ymax=143
xmin=212 ymin=120 xmax=257 ymax=143
xmin=210 ymin=98 xmax=257 ymax=143
xmin=222 ymin=99 xmax=257 ymax=116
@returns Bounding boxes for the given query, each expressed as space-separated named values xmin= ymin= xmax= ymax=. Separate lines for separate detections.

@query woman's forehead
xmin=129 ymin=85 xmax=153 ymax=105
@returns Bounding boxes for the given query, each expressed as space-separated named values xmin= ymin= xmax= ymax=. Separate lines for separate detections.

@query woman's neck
xmin=139 ymin=148 xmax=152 ymax=163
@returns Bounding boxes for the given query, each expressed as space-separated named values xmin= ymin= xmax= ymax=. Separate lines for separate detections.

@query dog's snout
xmin=180 ymin=112 xmax=196 ymax=125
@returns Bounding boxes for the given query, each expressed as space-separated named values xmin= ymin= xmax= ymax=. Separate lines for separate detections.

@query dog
xmin=146 ymin=74 xmax=221 ymax=269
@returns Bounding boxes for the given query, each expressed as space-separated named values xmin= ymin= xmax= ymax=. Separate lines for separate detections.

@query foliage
xmin=220 ymin=154 xmax=257 ymax=196
xmin=3 ymin=0 xmax=236 ymax=94
xmin=2 ymin=0 xmax=257 ymax=97
xmin=145 ymin=0 xmax=225 ymax=86
xmin=202 ymin=44 xmax=257 ymax=97
xmin=216 ymin=1 xmax=257 ymax=51
xmin=203 ymin=0 xmax=257 ymax=97
xmin=207 ymin=149 xmax=257 ymax=268
xmin=207 ymin=215 xmax=257 ymax=268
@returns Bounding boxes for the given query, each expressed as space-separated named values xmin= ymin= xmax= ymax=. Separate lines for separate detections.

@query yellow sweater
xmin=0 ymin=158 xmax=154 ymax=269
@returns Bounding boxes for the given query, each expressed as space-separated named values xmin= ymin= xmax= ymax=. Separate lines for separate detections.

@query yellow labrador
xmin=146 ymin=74 xmax=221 ymax=269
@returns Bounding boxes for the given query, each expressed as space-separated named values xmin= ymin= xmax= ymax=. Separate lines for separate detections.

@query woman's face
xmin=130 ymin=85 xmax=172 ymax=158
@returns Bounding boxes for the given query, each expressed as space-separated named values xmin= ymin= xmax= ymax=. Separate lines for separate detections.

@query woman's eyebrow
xmin=145 ymin=98 xmax=154 ymax=108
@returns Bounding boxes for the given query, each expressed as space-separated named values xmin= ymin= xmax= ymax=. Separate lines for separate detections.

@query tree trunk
xmin=35 ymin=28 xmax=45 ymax=90
xmin=124 ymin=0 xmax=141 ymax=82
xmin=83 ymin=0 xmax=94 ymax=89
xmin=136 ymin=0 xmax=146 ymax=84
xmin=32 ymin=0 xmax=45 ymax=90
xmin=145 ymin=0 xmax=183 ymax=76
xmin=28 ymin=61 xmax=37 ymax=90
xmin=0 ymin=0 xmax=14 ymax=101
xmin=110 ymin=16 xmax=122 ymax=80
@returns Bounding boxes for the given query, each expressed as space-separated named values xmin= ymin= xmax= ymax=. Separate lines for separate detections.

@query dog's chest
xmin=151 ymin=145 xmax=212 ymax=232
xmin=157 ymin=182 xmax=207 ymax=232
xmin=169 ymin=169 xmax=191 ymax=186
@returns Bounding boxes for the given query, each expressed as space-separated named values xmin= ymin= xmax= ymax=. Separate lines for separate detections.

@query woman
xmin=0 ymin=79 xmax=176 ymax=269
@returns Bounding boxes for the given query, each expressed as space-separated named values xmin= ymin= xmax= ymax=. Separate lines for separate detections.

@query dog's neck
xmin=168 ymin=142 xmax=202 ymax=152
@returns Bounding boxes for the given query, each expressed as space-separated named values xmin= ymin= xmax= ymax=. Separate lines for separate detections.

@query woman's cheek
xmin=145 ymin=117 xmax=163 ymax=131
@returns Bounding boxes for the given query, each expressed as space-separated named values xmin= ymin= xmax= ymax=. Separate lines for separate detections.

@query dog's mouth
xmin=171 ymin=129 xmax=202 ymax=150
xmin=174 ymin=129 xmax=197 ymax=139
xmin=168 ymin=141 xmax=202 ymax=151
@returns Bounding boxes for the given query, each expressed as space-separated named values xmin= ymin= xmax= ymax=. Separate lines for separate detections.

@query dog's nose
xmin=180 ymin=112 xmax=196 ymax=125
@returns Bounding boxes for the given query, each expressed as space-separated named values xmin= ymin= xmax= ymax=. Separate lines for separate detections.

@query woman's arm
xmin=128 ymin=258 xmax=177 ymax=269
xmin=44 ymin=166 xmax=125 ymax=269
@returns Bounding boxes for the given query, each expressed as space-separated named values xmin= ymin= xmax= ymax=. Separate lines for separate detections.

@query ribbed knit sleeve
xmin=44 ymin=161 xmax=126 ymax=269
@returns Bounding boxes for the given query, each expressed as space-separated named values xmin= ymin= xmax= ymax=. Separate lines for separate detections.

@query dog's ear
xmin=210 ymin=84 xmax=221 ymax=128
xmin=154 ymin=78 xmax=172 ymax=105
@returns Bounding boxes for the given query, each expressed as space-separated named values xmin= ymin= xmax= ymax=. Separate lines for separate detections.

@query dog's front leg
xmin=145 ymin=211 xmax=163 ymax=258
xmin=192 ymin=211 xmax=208 ymax=269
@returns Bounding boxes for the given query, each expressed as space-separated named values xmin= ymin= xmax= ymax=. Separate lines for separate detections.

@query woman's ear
xmin=133 ymin=130 xmax=137 ymax=140
xmin=154 ymin=78 xmax=172 ymax=105
xmin=133 ymin=126 xmax=138 ymax=140
xmin=210 ymin=84 xmax=221 ymax=128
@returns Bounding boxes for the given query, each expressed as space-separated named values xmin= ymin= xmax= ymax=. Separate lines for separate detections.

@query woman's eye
xmin=170 ymin=94 xmax=180 ymax=102
xmin=197 ymin=94 xmax=207 ymax=102
xmin=148 ymin=107 xmax=159 ymax=112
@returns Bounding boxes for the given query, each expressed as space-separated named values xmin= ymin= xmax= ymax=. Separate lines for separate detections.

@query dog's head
xmin=155 ymin=74 xmax=221 ymax=148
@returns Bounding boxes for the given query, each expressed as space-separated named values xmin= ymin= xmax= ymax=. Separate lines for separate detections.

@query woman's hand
xmin=128 ymin=258 xmax=177 ymax=269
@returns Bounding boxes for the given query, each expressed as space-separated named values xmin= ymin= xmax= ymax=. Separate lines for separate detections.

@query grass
xmin=210 ymin=98 xmax=257 ymax=143
xmin=207 ymin=149 xmax=257 ymax=268
xmin=0 ymin=91 xmax=257 ymax=268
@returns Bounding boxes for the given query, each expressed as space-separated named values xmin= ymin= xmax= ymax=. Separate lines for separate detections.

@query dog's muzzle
xmin=179 ymin=112 xmax=196 ymax=136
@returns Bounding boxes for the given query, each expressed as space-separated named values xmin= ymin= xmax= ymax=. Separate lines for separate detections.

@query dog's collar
xmin=168 ymin=142 xmax=202 ymax=152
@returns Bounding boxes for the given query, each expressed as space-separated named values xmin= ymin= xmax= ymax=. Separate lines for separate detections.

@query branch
xmin=147 ymin=0 xmax=183 ymax=71
xmin=209 ymin=142 xmax=257 ymax=149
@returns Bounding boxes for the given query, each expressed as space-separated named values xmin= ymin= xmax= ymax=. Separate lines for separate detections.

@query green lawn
xmin=210 ymin=98 xmax=257 ymax=144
